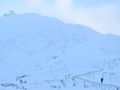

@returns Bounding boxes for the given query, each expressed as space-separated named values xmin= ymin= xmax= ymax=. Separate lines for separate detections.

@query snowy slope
xmin=0 ymin=13 xmax=120 ymax=90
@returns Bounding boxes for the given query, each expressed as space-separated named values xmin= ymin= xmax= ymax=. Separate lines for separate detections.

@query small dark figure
xmin=101 ymin=77 xmax=104 ymax=84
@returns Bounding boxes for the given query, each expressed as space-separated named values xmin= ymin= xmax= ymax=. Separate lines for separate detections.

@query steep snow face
xmin=0 ymin=13 xmax=120 ymax=90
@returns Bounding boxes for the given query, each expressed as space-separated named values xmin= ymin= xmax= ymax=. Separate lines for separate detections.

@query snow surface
xmin=0 ymin=13 xmax=120 ymax=90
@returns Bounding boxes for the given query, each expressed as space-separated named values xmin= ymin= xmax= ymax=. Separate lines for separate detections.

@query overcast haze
xmin=0 ymin=0 xmax=120 ymax=35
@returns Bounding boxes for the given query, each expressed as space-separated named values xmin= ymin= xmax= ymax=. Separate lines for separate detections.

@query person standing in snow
xmin=101 ymin=77 xmax=104 ymax=84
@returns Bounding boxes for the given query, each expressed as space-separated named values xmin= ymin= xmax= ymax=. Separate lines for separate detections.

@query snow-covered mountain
xmin=0 ymin=13 xmax=120 ymax=90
